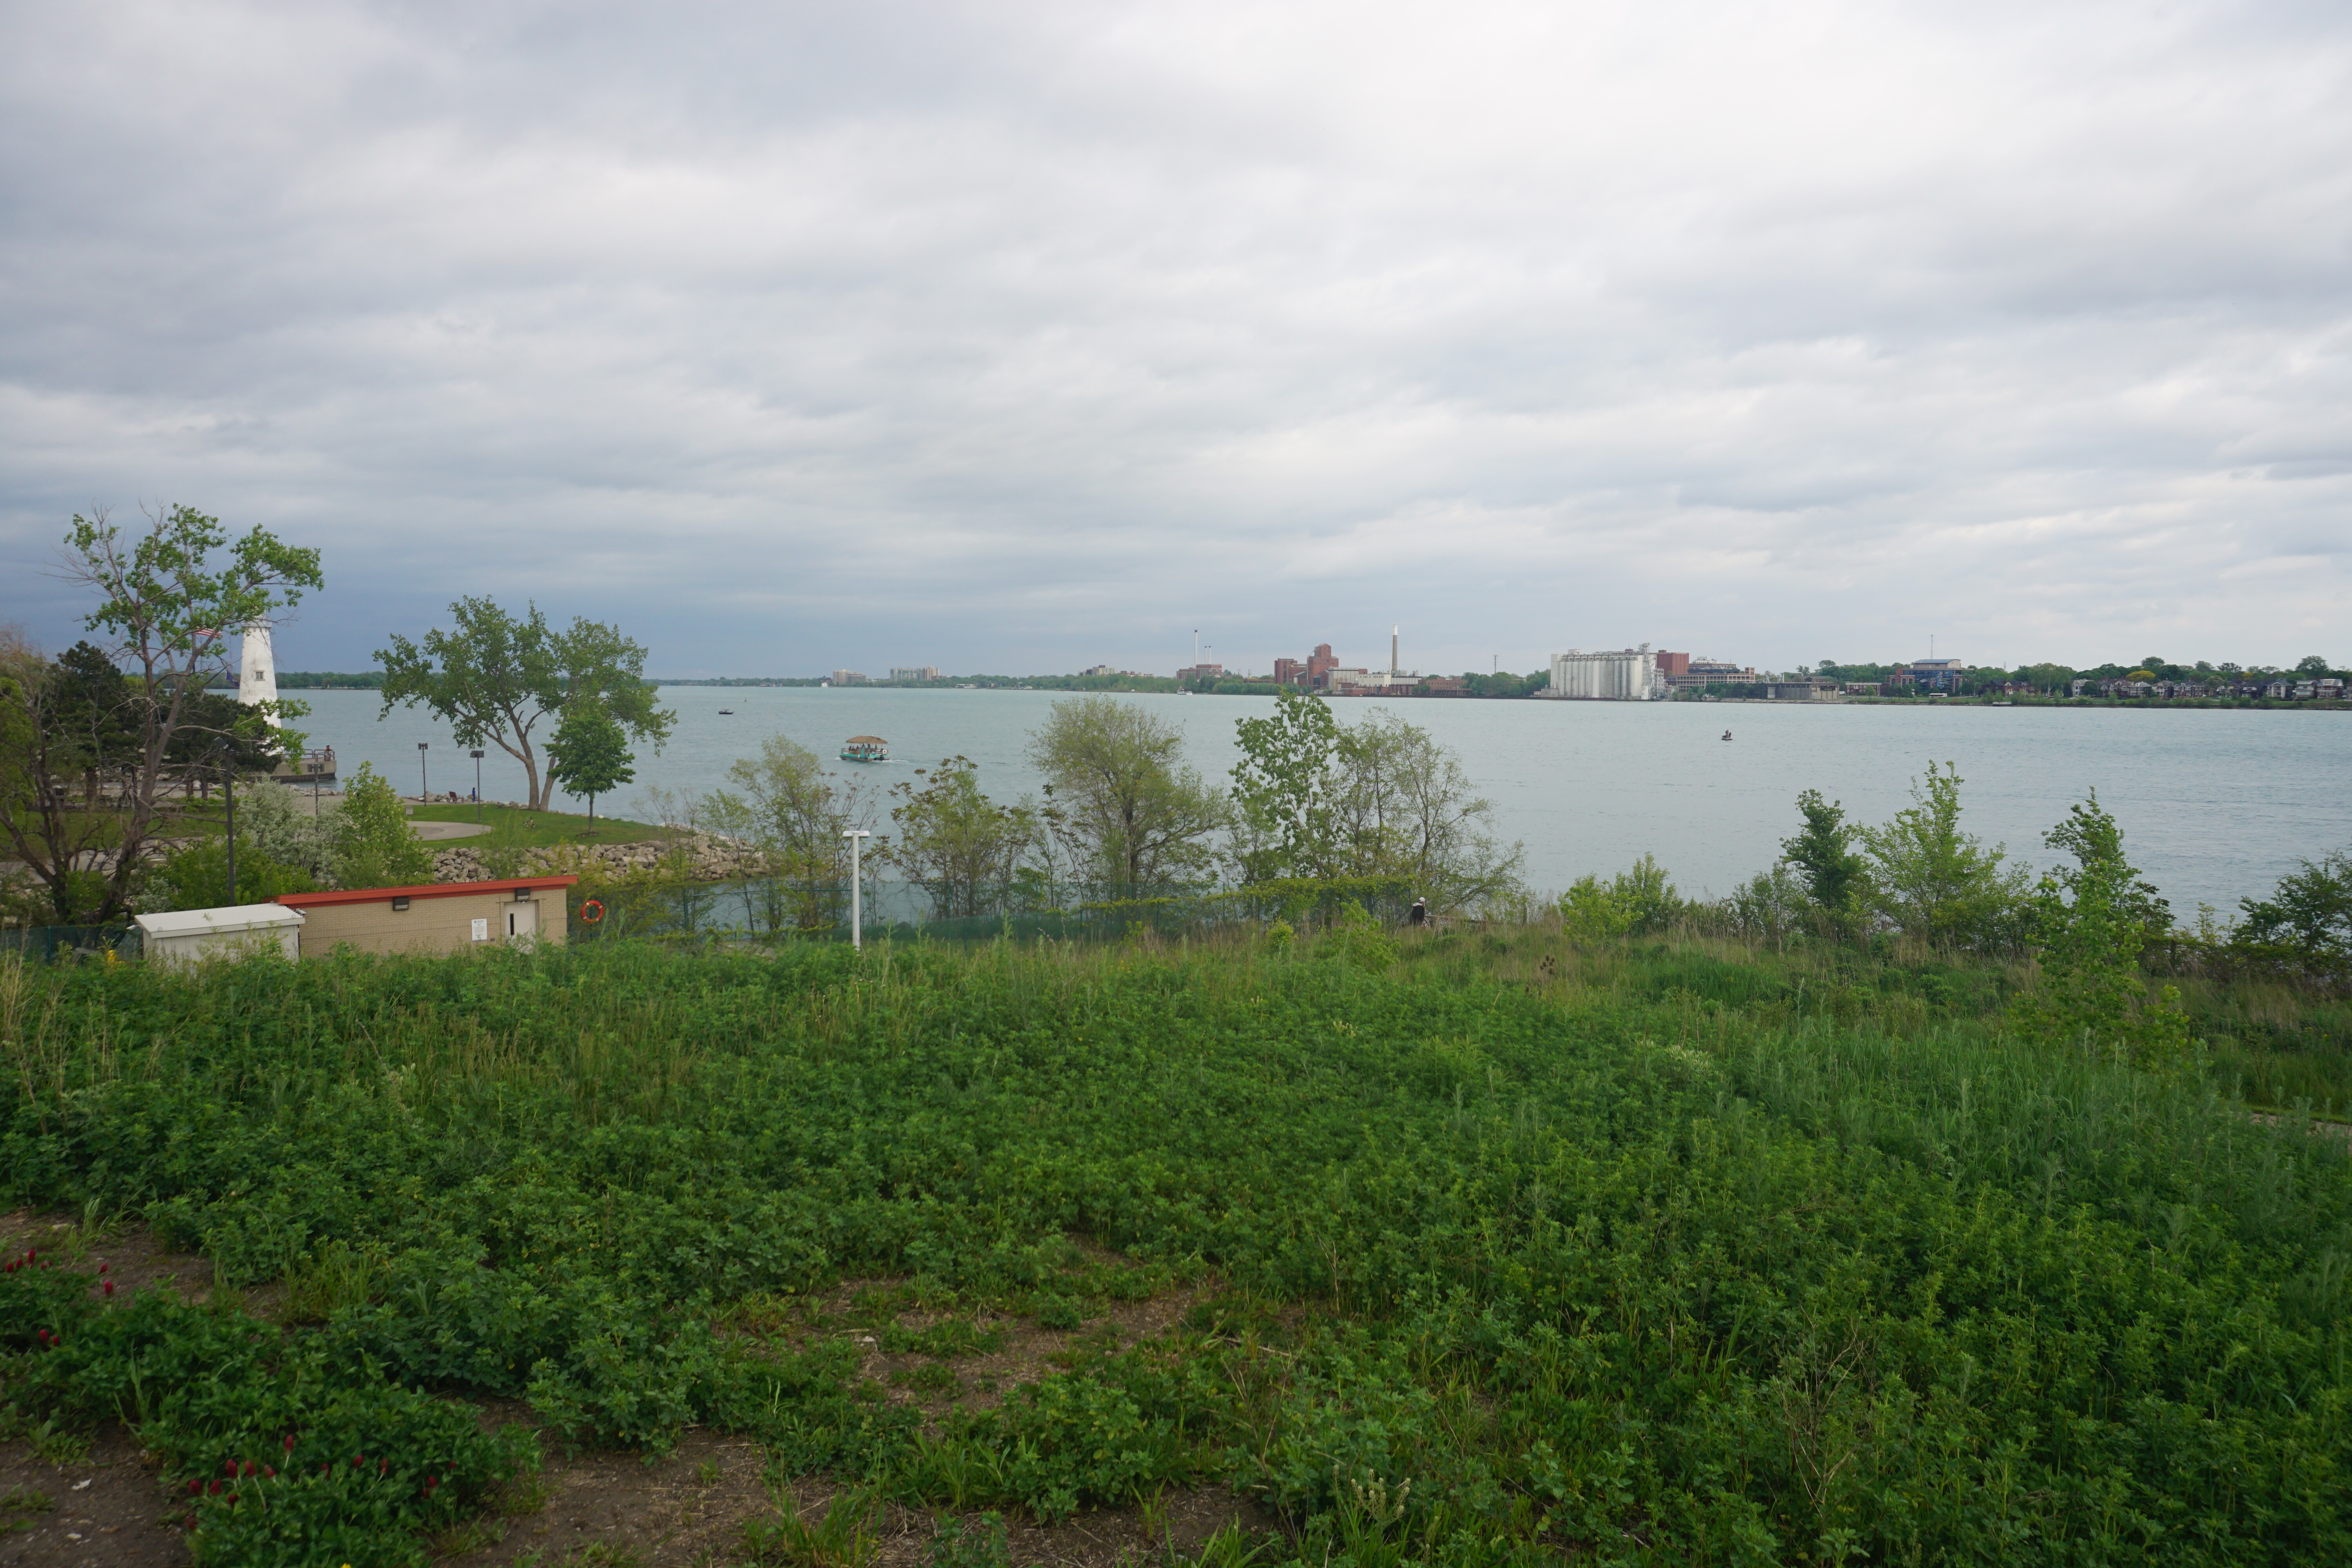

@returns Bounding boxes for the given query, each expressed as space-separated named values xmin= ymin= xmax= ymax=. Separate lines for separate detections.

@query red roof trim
xmin=276 ymin=875 xmax=578 ymax=909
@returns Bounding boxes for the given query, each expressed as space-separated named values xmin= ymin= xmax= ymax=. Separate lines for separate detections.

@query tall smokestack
xmin=1390 ymin=625 xmax=1399 ymax=677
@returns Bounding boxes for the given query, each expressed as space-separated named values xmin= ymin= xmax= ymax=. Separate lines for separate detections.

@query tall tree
xmin=1 ymin=507 xmax=320 ymax=924
xmin=1027 ymin=696 xmax=1225 ymax=891
xmin=886 ymin=757 xmax=1038 ymax=920
xmin=375 ymin=599 xmax=674 ymax=811
xmin=1229 ymin=689 xmax=1342 ymax=882
xmin=544 ymin=704 xmax=635 ymax=820
xmin=699 ymin=734 xmax=881 ymax=934
xmin=1327 ymin=710 xmax=1523 ymax=911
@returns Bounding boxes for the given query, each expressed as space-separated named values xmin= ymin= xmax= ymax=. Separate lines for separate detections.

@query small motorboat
xmin=1721 ymin=730 xmax=1733 ymax=741
xmin=718 ymin=709 xmax=734 ymax=715
xmin=840 ymin=735 xmax=889 ymax=762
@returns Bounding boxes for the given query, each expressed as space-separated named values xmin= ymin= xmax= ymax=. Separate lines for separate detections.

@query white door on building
xmin=505 ymin=900 xmax=539 ymax=942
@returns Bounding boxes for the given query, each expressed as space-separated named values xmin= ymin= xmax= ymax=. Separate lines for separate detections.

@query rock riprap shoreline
xmin=431 ymin=833 xmax=766 ymax=885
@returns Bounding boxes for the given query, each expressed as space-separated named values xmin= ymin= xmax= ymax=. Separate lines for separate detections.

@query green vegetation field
xmin=5 ymin=929 xmax=2352 ymax=1564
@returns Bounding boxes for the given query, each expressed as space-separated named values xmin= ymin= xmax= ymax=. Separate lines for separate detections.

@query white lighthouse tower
xmin=237 ymin=622 xmax=279 ymax=723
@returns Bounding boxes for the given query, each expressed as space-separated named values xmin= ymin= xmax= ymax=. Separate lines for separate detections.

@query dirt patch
xmin=853 ymin=1286 xmax=1214 ymax=1424
xmin=433 ymin=1418 xmax=774 ymax=1566
xmin=761 ymin=1481 xmax=1277 ymax=1568
xmin=0 ymin=1425 xmax=185 ymax=1568
xmin=2251 ymin=1112 xmax=2352 ymax=1146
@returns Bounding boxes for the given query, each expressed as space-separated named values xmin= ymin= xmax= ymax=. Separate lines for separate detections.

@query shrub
xmin=136 ymin=838 xmax=319 ymax=913
xmin=1559 ymin=853 xmax=1682 ymax=939
xmin=333 ymin=762 xmax=434 ymax=889
xmin=1857 ymin=762 xmax=2031 ymax=950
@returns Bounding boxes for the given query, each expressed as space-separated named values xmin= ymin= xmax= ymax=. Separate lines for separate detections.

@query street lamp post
xmin=220 ymin=741 xmax=237 ymax=906
xmin=417 ymin=741 xmax=429 ymax=801
xmin=842 ymin=829 xmax=871 ymax=949
xmin=471 ymin=750 xmax=485 ymax=822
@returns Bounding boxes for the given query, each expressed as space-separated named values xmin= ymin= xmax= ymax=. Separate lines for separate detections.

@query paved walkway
xmin=411 ymin=820 xmax=493 ymax=841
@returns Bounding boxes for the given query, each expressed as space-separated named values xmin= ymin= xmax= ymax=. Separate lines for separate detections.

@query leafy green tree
xmin=2296 ymin=654 xmax=2334 ymax=677
xmin=1231 ymin=693 xmax=1520 ymax=911
xmin=333 ymin=762 xmax=435 ymax=889
xmin=887 ymin=758 xmax=1040 ymax=920
xmin=48 ymin=641 xmax=140 ymax=811
xmin=2044 ymin=791 xmax=2172 ymax=938
xmin=1857 ymin=762 xmax=2031 ymax=951
xmin=545 ymin=705 xmax=635 ymax=820
xmin=1028 ymin=696 xmax=1224 ymax=892
xmin=2012 ymin=793 xmax=2191 ymax=1070
xmin=699 ymin=734 xmax=880 ymax=934
xmin=4 ymin=506 xmax=321 ymax=922
xmin=2235 ymin=847 xmax=2352 ymax=976
xmin=1327 ymin=710 xmax=1523 ymax=912
xmin=376 ymin=599 xmax=674 ymax=811
xmin=136 ymin=838 xmax=319 ymax=913
xmin=1229 ymin=690 xmax=1342 ymax=882
xmin=1780 ymin=789 xmax=1867 ymax=931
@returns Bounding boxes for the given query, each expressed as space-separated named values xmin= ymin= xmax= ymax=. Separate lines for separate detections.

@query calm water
xmin=288 ymin=687 xmax=2352 ymax=913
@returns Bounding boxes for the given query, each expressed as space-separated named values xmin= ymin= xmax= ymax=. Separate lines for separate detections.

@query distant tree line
xmin=1813 ymin=654 xmax=2345 ymax=698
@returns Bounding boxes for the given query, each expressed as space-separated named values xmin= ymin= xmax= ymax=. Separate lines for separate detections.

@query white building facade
xmin=1547 ymin=645 xmax=1668 ymax=701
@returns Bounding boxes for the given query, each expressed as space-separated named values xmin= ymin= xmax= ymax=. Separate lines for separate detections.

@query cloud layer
xmin=4 ymin=0 xmax=2347 ymax=676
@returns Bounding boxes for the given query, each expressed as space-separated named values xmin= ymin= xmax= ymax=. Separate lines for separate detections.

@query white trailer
xmin=134 ymin=904 xmax=305 ymax=967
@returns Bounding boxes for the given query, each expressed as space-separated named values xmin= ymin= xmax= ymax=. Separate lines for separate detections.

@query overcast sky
xmin=3 ymin=0 xmax=2347 ymax=678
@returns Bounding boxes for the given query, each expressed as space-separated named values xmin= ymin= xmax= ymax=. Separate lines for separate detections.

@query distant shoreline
xmin=223 ymin=675 xmax=2352 ymax=713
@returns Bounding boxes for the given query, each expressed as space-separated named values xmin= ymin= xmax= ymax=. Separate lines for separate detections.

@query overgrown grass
xmin=5 ymin=928 xmax=2352 ymax=1563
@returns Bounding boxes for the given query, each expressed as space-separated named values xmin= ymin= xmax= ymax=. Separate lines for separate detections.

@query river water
xmin=284 ymin=687 xmax=2352 ymax=915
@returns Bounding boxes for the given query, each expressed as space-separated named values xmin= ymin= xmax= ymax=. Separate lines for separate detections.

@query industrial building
xmin=1546 ymin=646 xmax=1670 ymax=700
xmin=275 ymin=875 xmax=577 ymax=959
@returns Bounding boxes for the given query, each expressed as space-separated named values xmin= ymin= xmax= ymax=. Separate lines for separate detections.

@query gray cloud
xmin=3 ymin=0 xmax=2347 ymax=677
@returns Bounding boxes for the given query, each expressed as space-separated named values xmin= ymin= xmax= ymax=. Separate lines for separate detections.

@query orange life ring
xmin=579 ymin=899 xmax=605 ymax=924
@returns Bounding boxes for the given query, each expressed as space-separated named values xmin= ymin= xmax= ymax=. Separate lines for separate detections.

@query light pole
xmin=842 ymin=829 xmax=871 ymax=949
xmin=218 ymin=739 xmax=237 ymax=906
xmin=417 ymin=741 xmax=429 ymax=801
xmin=470 ymin=750 xmax=485 ymax=821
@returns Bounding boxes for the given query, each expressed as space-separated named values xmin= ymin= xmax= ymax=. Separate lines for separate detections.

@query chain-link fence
xmin=0 ymin=925 xmax=142 ymax=962
xmin=563 ymin=874 xmax=1432 ymax=948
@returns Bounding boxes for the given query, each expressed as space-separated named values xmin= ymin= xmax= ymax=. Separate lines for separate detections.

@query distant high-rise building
xmin=889 ymin=666 xmax=941 ymax=684
xmin=830 ymin=669 xmax=868 ymax=685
